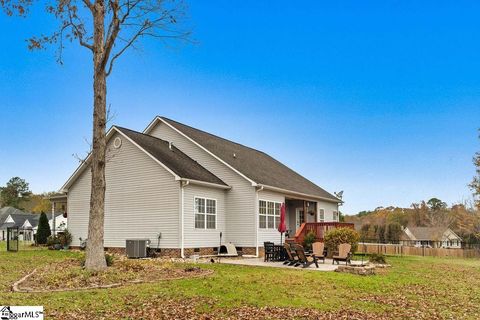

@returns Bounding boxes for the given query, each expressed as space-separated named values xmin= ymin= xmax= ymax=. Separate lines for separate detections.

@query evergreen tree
xmin=376 ymin=225 xmax=386 ymax=243
xmin=470 ymin=129 xmax=480 ymax=210
xmin=36 ymin=212 xmax=51 ymax=245
xmin=386 ymin=223 xmax=402 ymax=243
xmin=0 ymin=177 xmax=31 ymax=209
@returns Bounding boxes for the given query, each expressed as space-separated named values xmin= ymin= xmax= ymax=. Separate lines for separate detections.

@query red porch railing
xmin=292 ymin=222 xmax=355 ymax=244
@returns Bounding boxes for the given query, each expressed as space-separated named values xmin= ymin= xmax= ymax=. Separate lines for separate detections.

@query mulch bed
xmin=13 ymin=258 xmax=213 ymax=293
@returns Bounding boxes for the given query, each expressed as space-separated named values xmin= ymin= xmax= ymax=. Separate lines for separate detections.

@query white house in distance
xmin=60 ymin=116 xmax=347 ymax=257
xmin=400 ymin=227 xmax=462 ymax=248
xmin=0 ymin=207 xmax=67 ymax=241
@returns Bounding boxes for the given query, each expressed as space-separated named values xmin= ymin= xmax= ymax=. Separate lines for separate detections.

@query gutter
xmin=178 ymin=178 xmax=231 ymax=190
xmin=259 ymin=184 xmax=342 ymax=203
xmin=180 ymin=180 xmax=190 ymax=258
xmin=254 ymin=185 xmax=264 ymax=257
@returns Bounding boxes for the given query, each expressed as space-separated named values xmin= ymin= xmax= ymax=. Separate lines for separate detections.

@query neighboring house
xmin=61 ymin=116 xmax=344 ymax=257
xmin=0 ymin=207 xmax=67 ymax=241
xmin=400 ymin=227 xmax=462 ymax=248
xmin=32 ymin=212 xmax=68 ymax=236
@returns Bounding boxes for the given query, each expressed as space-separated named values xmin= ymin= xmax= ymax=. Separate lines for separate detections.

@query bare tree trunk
xmin=85 ymin=0 xmax=107 ymax=271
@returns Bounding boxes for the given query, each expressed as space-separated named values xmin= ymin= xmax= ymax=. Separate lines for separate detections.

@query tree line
xmin=0 ymin=177 xmax=53 ymax=213
xmin=346 ymin=197 xmax=480 ymax=244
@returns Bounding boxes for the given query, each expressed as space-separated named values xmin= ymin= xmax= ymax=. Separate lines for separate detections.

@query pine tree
xmin=470 ymin=129 xmax=480 ymax=210
xmin=36 ymin=212 xmax=51 ymax=245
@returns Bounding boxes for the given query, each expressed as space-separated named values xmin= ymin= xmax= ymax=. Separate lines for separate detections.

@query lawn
xmin=0 ymin=247 xmax=479 ymax=319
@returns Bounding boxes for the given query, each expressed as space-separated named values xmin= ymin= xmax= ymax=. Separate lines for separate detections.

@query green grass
xmin=1 ymin=247 xmax=480 ymax=319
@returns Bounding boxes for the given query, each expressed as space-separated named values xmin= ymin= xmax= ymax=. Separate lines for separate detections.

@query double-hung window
xmin=318 ymin=208 xmax=325 ymax=222
xmin=195 ymin=197 xmax=216 ymax=229
xmin=259 ymin=200 xmax=281 ymax=229
xmin=333 ymin=211 xmax=339 ymax=222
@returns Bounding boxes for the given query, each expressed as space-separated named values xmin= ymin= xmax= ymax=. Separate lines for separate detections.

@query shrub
xmin=80 ymin=254 xmax=115 ymax=268
xmin=36 ymin=212 xmax=51 ymax=245
xmin=105 ymin=253 xmax=115 ymax=267
xmin=369 ymin=253 xmax=387 ymax=264
xmin=303 ymin=231 xmax=316 ymax=250
xmin=46 ymin=235 xmax=61 ymax=247
xmin=324 ymin=227 xmax=360 ymax=255
xmin=58 ymin=229 xmax=73 ymax=247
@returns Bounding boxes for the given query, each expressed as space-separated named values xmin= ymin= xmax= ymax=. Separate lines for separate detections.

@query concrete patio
xmin=216 ymin=257 xmax=366 ymax=271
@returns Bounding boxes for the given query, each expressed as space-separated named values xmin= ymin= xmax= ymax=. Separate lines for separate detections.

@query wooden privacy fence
xmin=357 ymin=243 xmax=480 ymax=258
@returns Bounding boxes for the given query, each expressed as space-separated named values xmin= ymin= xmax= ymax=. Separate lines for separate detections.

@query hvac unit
xmin=125 ymin=239 xmax=150 ymax=258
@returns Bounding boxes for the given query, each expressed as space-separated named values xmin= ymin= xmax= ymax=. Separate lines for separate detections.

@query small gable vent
xmin=113 ymin=137 xmax=122 ymax=149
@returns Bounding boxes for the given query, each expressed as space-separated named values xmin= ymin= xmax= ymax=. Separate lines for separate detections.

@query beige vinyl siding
xmin=68 ymin=168 xmax=91 ymax=247
xmin=318 ymin=201 xmax=339 ymax=222
xmin=149 ymin=122 xmax=256 ymax=247
xmin=67 ymin=131 xmax=180 ymax=248
xmin=257 ymin=190 xmax=285 ymax=246
xmin=183 ymin=184 xmax=226 ymax=248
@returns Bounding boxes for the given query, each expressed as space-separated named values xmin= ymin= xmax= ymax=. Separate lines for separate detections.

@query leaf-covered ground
xmin=18 ymin=257 xmax=211 ymax=291
xmin=1 ymin=248 xmax=479 ymax=319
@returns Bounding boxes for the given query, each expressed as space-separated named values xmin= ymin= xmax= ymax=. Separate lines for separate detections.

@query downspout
xmin=255 ymin=185 xmax=264 ymax=257
xmin=180 ymin=180 xmax=190 ymax=258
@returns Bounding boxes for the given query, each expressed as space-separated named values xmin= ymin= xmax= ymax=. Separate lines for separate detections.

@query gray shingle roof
xmin=159 ymin=117 xmax=340 ymax=201
xmin=0 ymin=207 xmax=64 ymax=230
xmin=0 ymin=207 xmax=25 ymax=225
xmin=404 ymin=227 xmax=458 ymax=241
xmin=116 ymin=127 xmax=227 ymax=186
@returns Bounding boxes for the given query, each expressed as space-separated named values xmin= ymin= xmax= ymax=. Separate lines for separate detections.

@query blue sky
xmin=1 ymin=1 xmax=479 ymax=214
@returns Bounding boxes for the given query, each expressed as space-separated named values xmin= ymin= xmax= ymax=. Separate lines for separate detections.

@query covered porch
xmin=283 ymin=197 xmax=354 ymax=244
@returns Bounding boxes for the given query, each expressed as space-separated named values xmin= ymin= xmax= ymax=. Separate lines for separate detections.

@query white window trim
xmin=318 ymin=208 xmax=325 ymax=222
xmin=258 ymin=199 xmax=281 ymax=230
xmin=194 ymin=196 xmax=217 ymax=230
xmin=332 ymin=210 xmax=339 ymax=222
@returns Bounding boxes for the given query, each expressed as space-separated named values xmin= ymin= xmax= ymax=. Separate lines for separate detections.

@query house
xmin=0 ymin=207 xmax=67 ymax=241
xmin=400 ymin=227 xmax=462 ymax=248
xmin=49 ymin=193 xmax=68 ymax=215
xmin=60 ymin=116 xmax=348 ymax=257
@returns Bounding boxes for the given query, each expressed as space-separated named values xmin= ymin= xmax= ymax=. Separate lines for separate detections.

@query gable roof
xmin=115 ymin=127 xmax=227 ymax=187
xmin=153 ymin=117 xmax=340 ymax=202
xmin=402 ymin=227 xmax=461 ymax=241
xmin=0 ymin=213 xmax=34 ymax=229
xmin=0 ymin=207 xmax=25 ymax=225
xmin=61 ymin=126 xmax=229 ymax=192
xmin=0 ymin=209 xmax=65 ymax=230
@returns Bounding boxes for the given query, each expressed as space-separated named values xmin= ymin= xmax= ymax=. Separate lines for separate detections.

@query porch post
xmin=51 ymin=201 xmax=56 ymax=237
xmin=303 ymin=201 xmax=307 ymax=223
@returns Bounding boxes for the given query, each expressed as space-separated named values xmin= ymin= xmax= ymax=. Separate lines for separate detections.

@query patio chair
xmin=293 ymin=244 xmax=319 ymax=268
xmin=312 ymin=242 xmax=326 ymax=264
xmin=264 ymin=242 xmax=275 ymax=262
xmin=332 ymin=243 xmax=352 ymax=265
xmin=283 ymin=243 xmax=300 ymax=266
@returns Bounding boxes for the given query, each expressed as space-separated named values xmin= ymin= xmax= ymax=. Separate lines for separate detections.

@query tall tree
xmin=36 ymin=212 xmax=52 ymax=245
xmin=0 ymin=177 xmax=31 ymax=209
xmin=470 ymin=129 xmax=480 ymax=210
xmin=2 ymin=0 xmax=190 ymax=270
xmin=427 ymin=198 xmax=447 ymax=212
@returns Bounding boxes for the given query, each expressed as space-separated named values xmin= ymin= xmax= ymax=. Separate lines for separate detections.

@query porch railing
xmin=292 ymin=222 xmax=355 ymax=244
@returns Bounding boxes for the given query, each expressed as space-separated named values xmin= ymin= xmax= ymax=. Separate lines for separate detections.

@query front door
xmin=295 ymin=208 xmax=305 ymax=229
